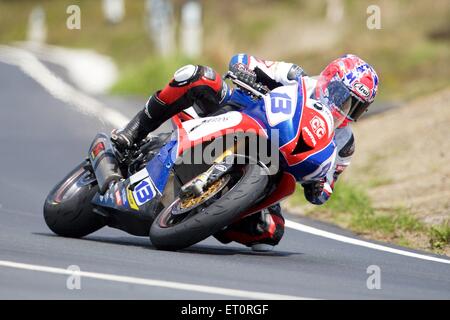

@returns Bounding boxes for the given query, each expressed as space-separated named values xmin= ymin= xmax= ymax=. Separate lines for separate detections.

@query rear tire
xmin=43 ymin=161 xmax=106 ymax=238
xmin=149 ymin=164 xmax=268 ymax=251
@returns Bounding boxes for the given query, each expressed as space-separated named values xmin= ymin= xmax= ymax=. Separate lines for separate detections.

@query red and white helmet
xmin=315 ymin=54 xmax=379 ymax=128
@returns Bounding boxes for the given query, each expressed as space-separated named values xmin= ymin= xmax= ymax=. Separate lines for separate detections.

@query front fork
xmin=180 ymin=149 xmax=235 ymax=198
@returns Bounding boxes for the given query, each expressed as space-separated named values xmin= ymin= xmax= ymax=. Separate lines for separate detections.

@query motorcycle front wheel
xmin=149 ymin=163 xmax=269 ymax=251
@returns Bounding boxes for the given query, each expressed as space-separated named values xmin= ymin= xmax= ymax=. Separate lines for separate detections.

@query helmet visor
xmin=317 ymin=78 xmax=352 ymax=128
xmin=348 ymin=96 xmax=370 ymax=121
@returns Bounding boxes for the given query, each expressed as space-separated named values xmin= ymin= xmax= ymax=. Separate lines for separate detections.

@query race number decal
xmin=270 ymin=93 xmax=292 ymax=114
xmin=264 ymin=84 xmax=298 ymax=127
xmin=132 ymin=178 xmax=157 ymax=206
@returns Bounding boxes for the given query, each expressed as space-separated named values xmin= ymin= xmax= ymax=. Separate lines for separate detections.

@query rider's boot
xmin=111 ymin=64 xmax=230 ymax=152
xmin=111 ymin=96 xmax=166 ymax=151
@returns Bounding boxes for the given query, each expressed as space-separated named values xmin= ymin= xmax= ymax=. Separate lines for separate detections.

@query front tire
xmin=149 ymin=163 xmax=269 ymax=251
xmin=43 ymin=161 xmax=106 ymax=238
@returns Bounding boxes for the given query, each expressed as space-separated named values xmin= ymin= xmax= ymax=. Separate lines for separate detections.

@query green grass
xmin=111 ymin=55 xmax=197 ymax=95
xmin=323 ymin=182 xmax=372 ymax=216
xmin=429 ymin=222 xmax=450 ymax=251
xmin=367 ymin=177 xmax=394 ymax=188
xmin=351 ymin=207 xmax=425 ymax=235
xmin=289 ymin=181 xmax=445 ymax=251
xmin=1 ymin=0 xmax=448 ymax=100
xmin=314 ymin=183 xmax=424 ymax=235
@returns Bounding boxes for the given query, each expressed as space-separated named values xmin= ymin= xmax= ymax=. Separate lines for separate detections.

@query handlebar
xmin=223 ymin=71 xmax=269 ymax=98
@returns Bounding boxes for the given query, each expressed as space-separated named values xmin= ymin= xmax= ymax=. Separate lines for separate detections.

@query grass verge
xmin=0 ymin=1 xmax=448 ymax=100
xmin=289 ymin=181 xmax=449 ymax=255
xmin=111 ymin=55 xmax=197 ymax=96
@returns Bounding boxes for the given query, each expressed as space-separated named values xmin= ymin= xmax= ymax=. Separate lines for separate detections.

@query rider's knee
xmin=157 ymin=64 xmax=230 ymax=113
xmin=172 ymin=64 xmax=202 ymax=86
xmin=213 ymin=204 xmax=285 ymax=247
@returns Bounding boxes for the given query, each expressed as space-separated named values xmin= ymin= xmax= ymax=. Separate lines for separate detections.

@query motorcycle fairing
xmin=92 ymin=77 xmax=336 ymax=217
xmin=235 ymin=78 xmax=336 ymax=182
xmin=280 ymin=94 xmax=336 ymax=182
xmin=92 ymin=179 xmax=134 ymax=211
xmin=145 ymin=139 xmax=178 ymax=193
xmin=174 ymin=111 xmax=268 ymax=157
xmin=92 ymin=140 xmax=177 ymax=213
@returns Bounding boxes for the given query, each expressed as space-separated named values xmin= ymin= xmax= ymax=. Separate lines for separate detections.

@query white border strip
xmin=0 ymin=260 xmax=310 ymax=300
xmin=286 ymin=220 xmax=450 ymax=265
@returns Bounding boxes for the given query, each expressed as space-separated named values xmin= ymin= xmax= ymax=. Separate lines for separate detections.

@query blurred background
xmin=0 ymin=0 xmax=449 ymax=254
xmin=1 ymin=0 xmax=449 ymax=99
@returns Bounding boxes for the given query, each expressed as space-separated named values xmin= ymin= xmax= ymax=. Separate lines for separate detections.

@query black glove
xmin=110 ymin=128 xmax=133 ymax=153
xmin=302 ymin=179 xmax=325 ymax=204
xmin=229 ymin=62 xmax=257 ymax=86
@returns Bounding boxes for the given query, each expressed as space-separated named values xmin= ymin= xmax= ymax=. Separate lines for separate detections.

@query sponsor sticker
xmin=90 ymin=141 xmax=105 ymax=159
xmin=121 ymin=188 xmax=128 ymax=207
xmin=114 ymin=190 xmax=122 ymax=206
xmin=310 ymin=116 xmax=326 ymax=139
xmin=215 ymin=164 xmax=228 ymax=172
xmin=302 ymin=126 xmax=317 ymax=147
xmin=353 ymin=82 xmax=370 ymax=98
xmin=127 ymin=188 xmax=139 ymax=211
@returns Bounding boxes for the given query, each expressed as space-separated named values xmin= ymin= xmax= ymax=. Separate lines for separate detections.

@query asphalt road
xmin=0 ymin=59 xmax=449 ymax=300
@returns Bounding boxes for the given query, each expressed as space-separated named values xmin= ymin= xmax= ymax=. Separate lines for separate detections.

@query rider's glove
xmin=302 ymin=179 xmax=326 ymax=205
xmin=230 ymin=62 xmax=257 ymax=86
xmin=110 ymin=128 xmax=133 ymax=153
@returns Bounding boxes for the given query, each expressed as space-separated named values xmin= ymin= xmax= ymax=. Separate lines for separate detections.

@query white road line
xmin=285 ymin=220 xmax=450 ymax=265
xmin=16 ymin=42 xmax=118 ymax=95
xmin=2 ymin=44 xmax=448 ymax=266
xmin=0 ymin=260 xmax=310 ymax=300
xmin=0 ymin=45 xmax=127 ymax=128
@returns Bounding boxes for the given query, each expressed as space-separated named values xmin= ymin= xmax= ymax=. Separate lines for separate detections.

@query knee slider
xmin=173 ymin=64 xmax=199 ymax=86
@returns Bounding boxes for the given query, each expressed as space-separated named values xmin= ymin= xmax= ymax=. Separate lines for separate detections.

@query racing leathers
xmin=111 ymin=53 xmax=356 ymax=249
xmin=226 ymin=54 xmax=355 ymax=206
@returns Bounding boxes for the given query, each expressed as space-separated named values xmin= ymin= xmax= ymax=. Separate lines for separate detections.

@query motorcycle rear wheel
xmin=149 ymin=163 xmax=269 ymax=251
xmin=43 ymin=161 xmax=106 ymax=238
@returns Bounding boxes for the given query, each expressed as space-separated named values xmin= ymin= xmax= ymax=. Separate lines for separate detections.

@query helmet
xmin=315 ymin=54 xmax=379 ymax=128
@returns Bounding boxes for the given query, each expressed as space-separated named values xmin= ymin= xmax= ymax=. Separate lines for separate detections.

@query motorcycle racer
xmin=111 ymin=53 xmax=379 ymax=251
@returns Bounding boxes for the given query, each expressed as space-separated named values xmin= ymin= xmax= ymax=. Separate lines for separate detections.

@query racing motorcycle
xmin=44 ymin=70 xmax=336 ymax=251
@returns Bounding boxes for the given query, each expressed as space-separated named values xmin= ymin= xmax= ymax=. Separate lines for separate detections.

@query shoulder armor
xmin=287 ymin=64 xmax=307 ymax=80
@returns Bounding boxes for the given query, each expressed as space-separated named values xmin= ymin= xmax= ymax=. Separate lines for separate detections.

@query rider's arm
xmin=229 ymin=53 xmax=307 ymax=89
xmin=303 ymin=125 xmax=355 ymax=205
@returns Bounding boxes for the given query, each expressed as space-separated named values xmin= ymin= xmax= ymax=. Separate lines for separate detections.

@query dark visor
xmin=326 ymin=80 xmax=351 ymax=112
xmin=348 ymin=95 xmax=370 ymax=121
